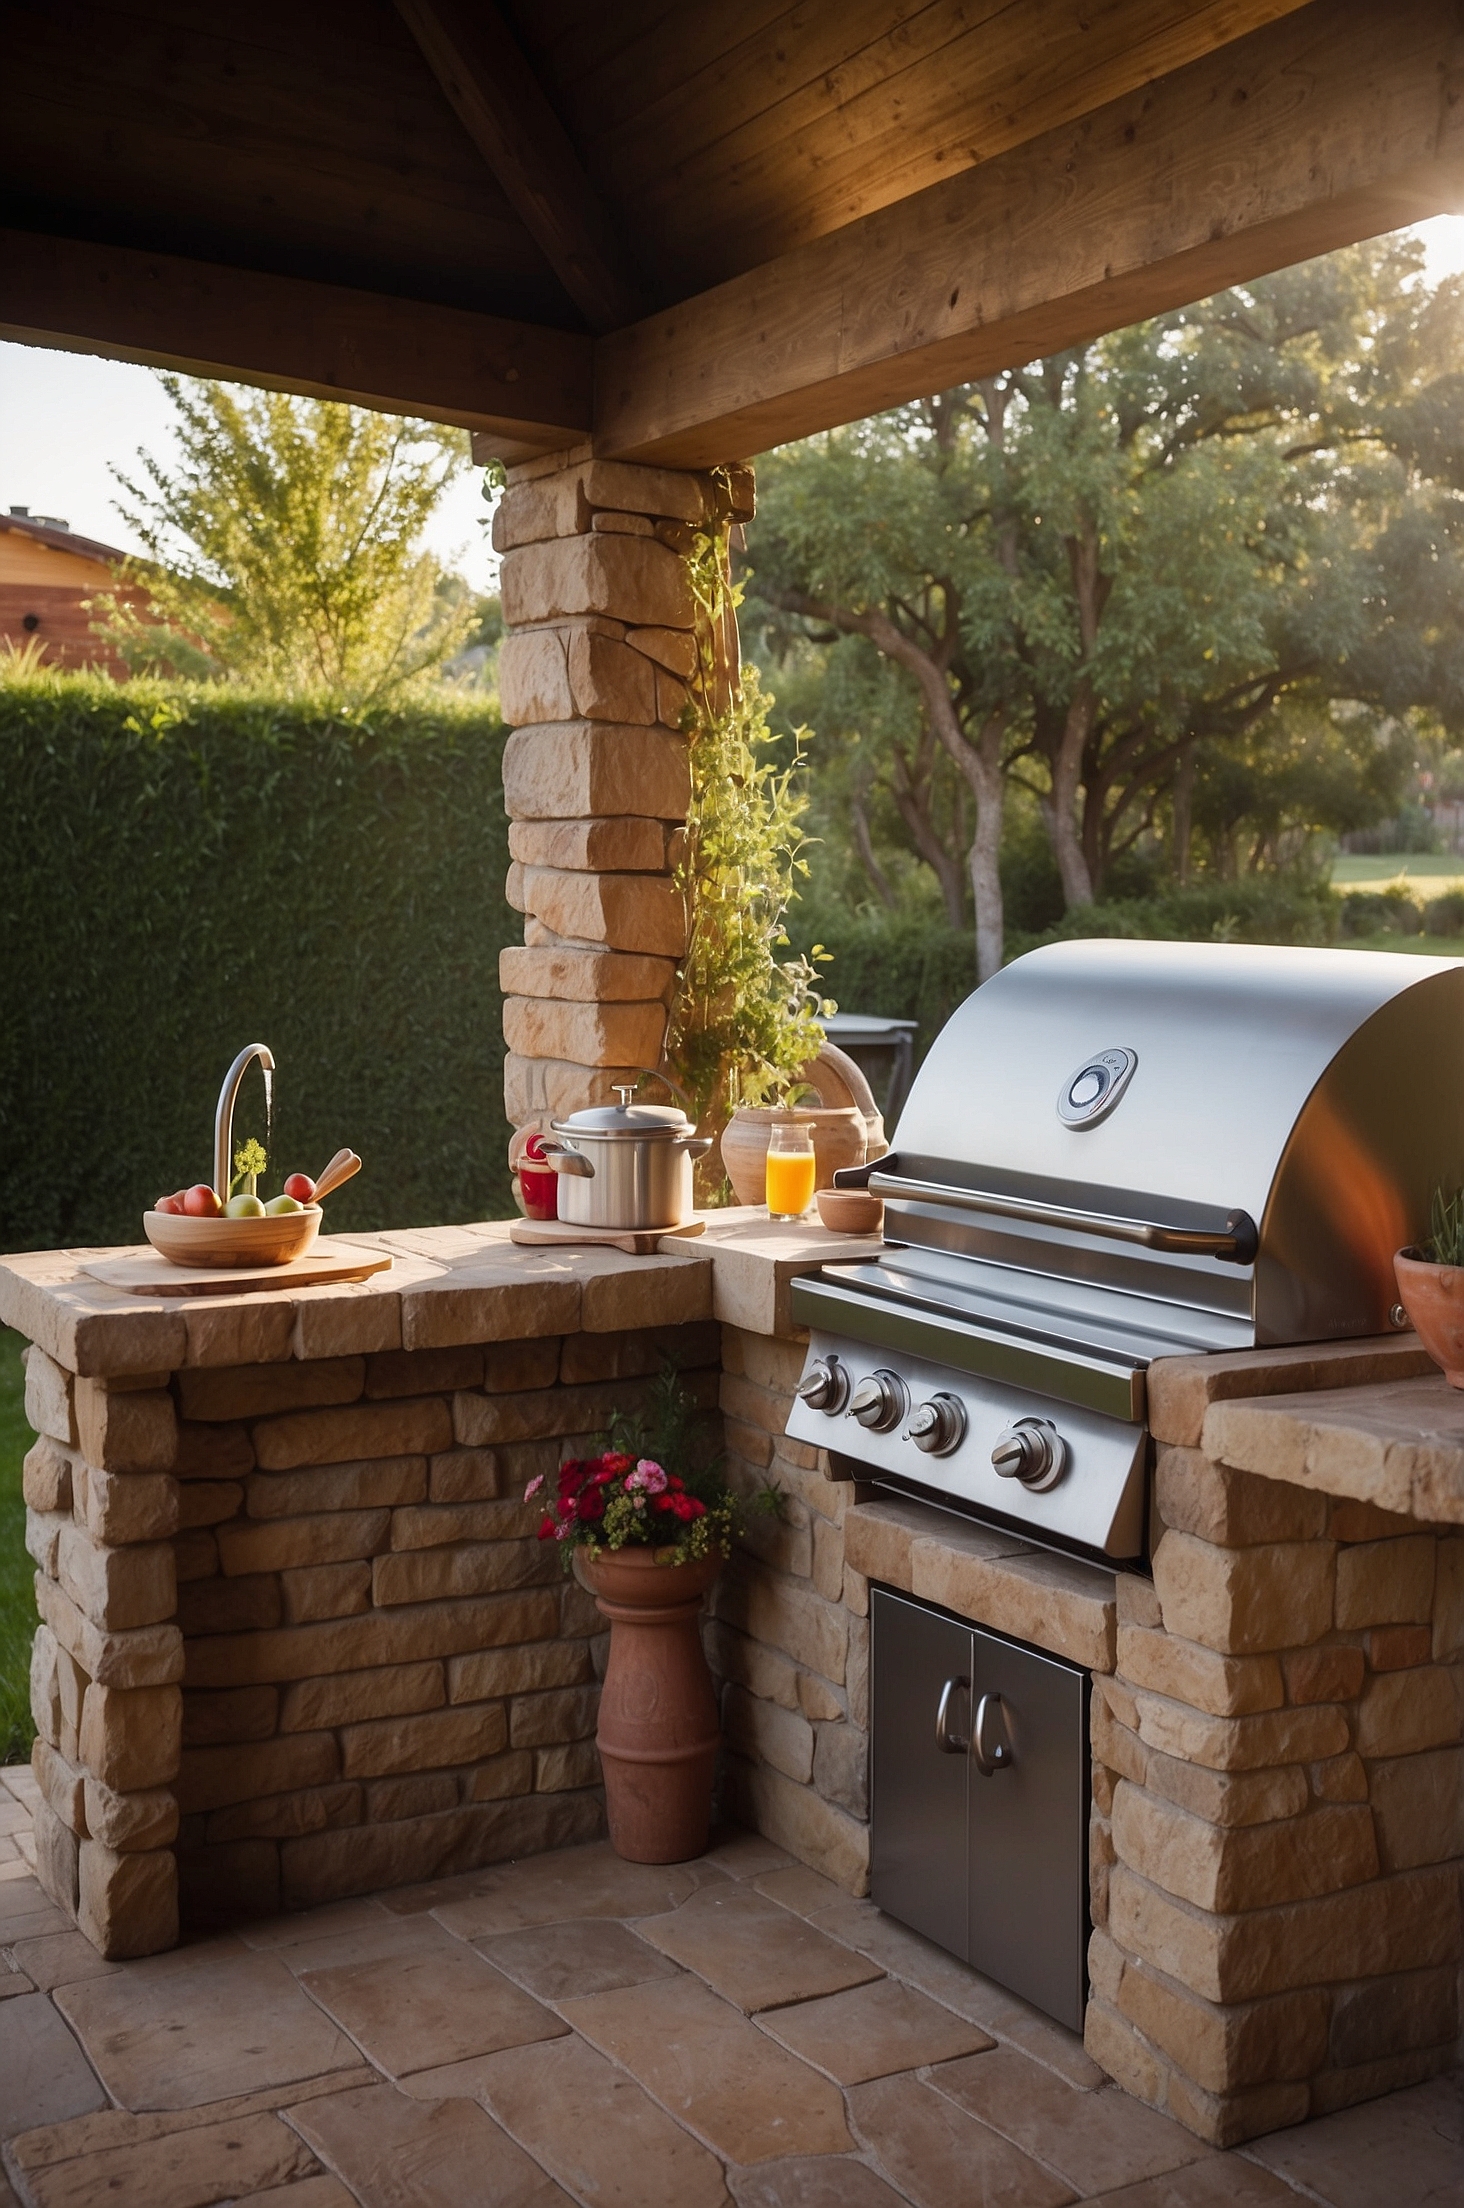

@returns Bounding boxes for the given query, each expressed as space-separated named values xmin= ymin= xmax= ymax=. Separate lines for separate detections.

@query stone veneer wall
xmin=494 ymin=444 xmax=753 ymax=1124
xmin=21 ymin=1320 xmax=719 ymax=1956
xmin=1088 ymin=1430 xmax=1464 ymax=2145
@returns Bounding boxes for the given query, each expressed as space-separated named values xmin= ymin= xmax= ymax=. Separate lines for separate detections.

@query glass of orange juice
xmin=765 ymin=1121 xmax=817 ymax=1220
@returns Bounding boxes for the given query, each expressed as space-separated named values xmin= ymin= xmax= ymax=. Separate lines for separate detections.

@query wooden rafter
xmin=393 ymin=0 xmax=644 ymax=334
xmin=0 ymin=230 xmax=593 ymax=459
xmin=595 ymin=0 xmax=1464 ymax=466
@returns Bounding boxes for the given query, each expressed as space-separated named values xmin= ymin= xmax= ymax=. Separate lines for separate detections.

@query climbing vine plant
xmin=663 ymin=480 xmax=833 ymax=1140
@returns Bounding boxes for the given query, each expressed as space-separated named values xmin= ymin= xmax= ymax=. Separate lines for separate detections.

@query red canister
xmin=516 ymin=1129 xmax=558 ymax=1221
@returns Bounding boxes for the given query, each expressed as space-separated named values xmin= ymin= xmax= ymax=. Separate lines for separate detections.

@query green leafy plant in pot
xmin=1394 ymin=1185 xmax=1464 ymax=1386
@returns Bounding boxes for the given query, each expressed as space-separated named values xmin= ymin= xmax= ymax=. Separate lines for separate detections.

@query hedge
xmin=0 ymin=671 xmax=515 ymax=1251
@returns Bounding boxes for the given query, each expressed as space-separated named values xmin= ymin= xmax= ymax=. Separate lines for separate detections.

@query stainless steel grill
xmin=788 ymin=939 xmax=1464 ymax=1559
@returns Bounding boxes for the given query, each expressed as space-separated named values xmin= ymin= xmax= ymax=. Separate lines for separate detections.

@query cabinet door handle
xmin=934 ymin=1676 xmax=970 ymax=1754
xmin=972 ymin=1692 xmax=1014 ymax=1775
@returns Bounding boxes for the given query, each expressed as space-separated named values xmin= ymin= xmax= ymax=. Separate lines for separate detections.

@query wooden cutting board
xmin=508 ymin=1217 xmax=706 ymax=1256
xmin=83 ymin=1243 xmax=393 ymax=1297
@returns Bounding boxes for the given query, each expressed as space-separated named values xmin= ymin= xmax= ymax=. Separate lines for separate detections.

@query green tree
xmin=748 ymin=238 xmax=1464 ymax=975
xmin=99 ymin=380 xmax=474 ymax=703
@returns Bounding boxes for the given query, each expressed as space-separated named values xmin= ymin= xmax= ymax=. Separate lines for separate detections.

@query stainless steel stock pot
xmin=542 ymin=1083 xmax=711 ymax=1230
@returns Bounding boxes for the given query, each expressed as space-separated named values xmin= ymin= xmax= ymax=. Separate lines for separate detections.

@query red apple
xmin=155 ymin=1195 xmax=183 ymax=1215
xmin=283 ymin=1172 xmax=315 ymax=1203
xmin=183 ymin=1184 xmax=222 ymax=1218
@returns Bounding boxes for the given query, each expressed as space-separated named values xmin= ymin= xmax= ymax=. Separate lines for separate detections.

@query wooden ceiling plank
xmin=0 ymin=229 xmax=592 ymax=453
xmin=592 ymin=0 xmax=1317 ymax=288
xmin=594 ymin=0 xmax=1464 ymax=467
xmin=392 ymin=0 xmax=642 ymax=331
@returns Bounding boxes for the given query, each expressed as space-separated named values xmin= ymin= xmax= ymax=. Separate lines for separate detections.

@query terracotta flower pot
xmin=575 ymin=1546 xmax=722 ymax=1863
xmin=720 ymin=1105 xmax=867 ymax=1208
xmin=1393 ymin=1248 xmax=1464 ymax=1385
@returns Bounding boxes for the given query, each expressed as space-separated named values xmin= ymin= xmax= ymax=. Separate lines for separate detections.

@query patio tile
xmin=287 ymin=2079 xmax=573 ymax=2206
xmin=234 ymin=2179 xmax=358 ymax=2208
xmin=2 ymin=1764 xmax=42 ymax=1811
xmin=759 ymin=1976 xmax=995 ymax=2083
xmin=429 ymin=1841 xmax=708 ymax=1937
xmin=9 ymin=1930 xmax=124 ymax=1992
xmin=0 ymin=1996 xmax=106 ymax=2137
xmin=8 ymin=2070 xmax=375 ymax=2177
xmin=0 ymin=1795 xmax=30 ymax=1837
xmin=1089 ymin=2159 xmax=1316 ymax=2204
xmin=752 ymin=1864 xmax=848 ymax=1917
xmin=700 ymin=1828 xmax=797 ymax=1880
xmin=815 ymin=1898 xmax=1104 ymax=2089
xmin=0 ymin=1857 xmax=35 ymax=1882
xmin=847 ymin=2072 xmax=1076 ymax=2208
xmin=269 ymin=1908 xmax=457 ymax=1978
xmin=18 ymin=2109 xmax=318 ymax=2208
xmin=637 ymin=1882 xmax=883 ymax=2013
xmin=728 ymin=2156 xmax=915 ymax=2207
xmin=240 ymin=1897 xmax=393 ymax=1950
xmin=54 ymin=1941 xmax=360 ymax=2110
xmin=0 ymin=1874 xmax=72 ymax=1942
xmin=1241 ymin=2074 xmax=1464 ymax=2208
xmin=931 ymin=2049 xmax=1211 ymax=2193
xmin=0 ymin=1960 xmax=35 ymax=2002
xmin=473 ymin=2029 xmax=731 ymax=2208
xmin=476 ymin=1917 xmax=683 ymax=2000
xmin=559 ymin=1972 xmax=853 ymax=2161
xmin=299 ymin=1943 xmax=566 ymax=2076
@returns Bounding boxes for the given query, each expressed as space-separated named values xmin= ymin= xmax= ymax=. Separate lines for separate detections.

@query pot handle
xmin=537 ymin=1139 xmax=595 ymax=1179
xmin=676 ymin=1137 xmax=714 ymax=1159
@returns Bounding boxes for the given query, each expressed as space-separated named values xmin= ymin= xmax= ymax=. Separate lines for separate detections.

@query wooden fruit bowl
xmin=143 ymin=1206 xmax=322 ymax=1269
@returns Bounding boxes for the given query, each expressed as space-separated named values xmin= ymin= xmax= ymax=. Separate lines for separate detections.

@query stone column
xmin=494 ymin=445 xmax=752 ymax=1126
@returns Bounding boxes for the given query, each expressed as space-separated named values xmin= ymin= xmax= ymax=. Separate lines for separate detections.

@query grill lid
xmin=865 ymin=939 xmax=1464 ymax=1347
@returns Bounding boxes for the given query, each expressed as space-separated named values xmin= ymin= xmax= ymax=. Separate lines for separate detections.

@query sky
xmin=5 ymin=215 xmax=1464 ymax=599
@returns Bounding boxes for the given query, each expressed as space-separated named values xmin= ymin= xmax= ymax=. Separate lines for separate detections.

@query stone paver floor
xmin=0 ymin=1767 xmax=1459 ymax=2206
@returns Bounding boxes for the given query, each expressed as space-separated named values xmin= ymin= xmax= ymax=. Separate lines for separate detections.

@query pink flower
xmin=626 ymin=1458 xmax=668 ymax=1494
xmin=525 ymin=1473 xmax=544 ymax=1499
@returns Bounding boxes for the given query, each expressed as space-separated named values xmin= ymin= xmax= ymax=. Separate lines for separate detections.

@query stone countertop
xmin=1200 ymin=1370 xmax=1464 ymax=1526
xmin=0 ymin=1213 xmax=882 ymax=1377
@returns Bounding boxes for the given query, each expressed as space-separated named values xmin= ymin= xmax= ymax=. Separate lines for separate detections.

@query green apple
xmin=225 ymin=1193 xmax=266 ymax=1218
xmin=264 ymin=1194 xmax=303 ymax=1215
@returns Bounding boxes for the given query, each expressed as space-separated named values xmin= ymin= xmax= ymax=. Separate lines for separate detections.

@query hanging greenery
xmin=663 ymin=489 xmax=834 ymax=1138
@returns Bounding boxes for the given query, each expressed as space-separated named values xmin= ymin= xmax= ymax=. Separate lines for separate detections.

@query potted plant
xmin=1395 ymin=1186 xmax=1464 ymax=1385
xmin=527 ymin=1368 xmax=778 ymax=1862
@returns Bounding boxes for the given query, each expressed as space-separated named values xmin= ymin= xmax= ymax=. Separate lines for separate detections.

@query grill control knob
xmin=905 ymin=1393 xmax=967 ymax=1456
xmin=796 ymin=1357 xmax=850 ymax=1416
xmin=848 ymin=1369 xmax=908 ymax=1432
xmin=991 ymin=1416 xmax=1067 ymax=1492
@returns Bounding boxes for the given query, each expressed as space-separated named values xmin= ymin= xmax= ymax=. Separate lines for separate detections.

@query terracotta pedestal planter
xmin=1394 ymin=1247 xmax=1464 ymax=1384
xmin=576 ymin=1547 xmax=722 ymax=1863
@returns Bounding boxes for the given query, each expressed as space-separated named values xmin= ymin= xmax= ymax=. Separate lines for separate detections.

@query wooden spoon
xmin=310 ymin=1149 xmax=361 ymax=1204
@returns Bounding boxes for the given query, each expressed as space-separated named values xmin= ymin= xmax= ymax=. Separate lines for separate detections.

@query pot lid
xmin=552 ymin=1083 xmax=694 ymax=1138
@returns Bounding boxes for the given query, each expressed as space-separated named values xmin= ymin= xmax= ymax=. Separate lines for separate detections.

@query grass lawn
xmin=1 ymin=1328 xmax=37 ymax=1768
xmin=1353 ymin=933 xmax=1464 ymax=956
xmin=1332 ymin=853 xmax=1464 ymax=891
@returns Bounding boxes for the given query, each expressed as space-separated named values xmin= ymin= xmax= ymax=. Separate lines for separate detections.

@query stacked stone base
xmin=22 ymin=1319 xmax=720 ymax=1953
xmin=1088 ymin=1439 xmax=1464 ymax=2145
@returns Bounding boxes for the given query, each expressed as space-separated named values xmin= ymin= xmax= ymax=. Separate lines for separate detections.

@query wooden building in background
xmin=0 ymin=507 xmax=137 ymax=673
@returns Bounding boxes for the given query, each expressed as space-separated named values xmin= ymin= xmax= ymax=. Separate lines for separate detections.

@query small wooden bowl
xmin=143 ymin=1206 xmax=322 ymax=1269
xmin=816 ymin=1188 xmax=884 ymax=1234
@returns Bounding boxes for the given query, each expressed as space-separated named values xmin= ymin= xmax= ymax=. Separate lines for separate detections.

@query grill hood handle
xmin=858 ymin=1159 xmax=1257 ymax=1265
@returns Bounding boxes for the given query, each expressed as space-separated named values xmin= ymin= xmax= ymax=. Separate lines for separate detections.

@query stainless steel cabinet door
xmin=871 ymin=1589 xmax=971 ymax=1959
xmin=967 ymin=1626 xmax=1089 ymax=2032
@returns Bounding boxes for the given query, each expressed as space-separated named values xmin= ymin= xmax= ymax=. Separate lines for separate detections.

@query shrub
xmin=0 ymin=668 xmax=515 ymax=1251
xmin=1423 ymin=890 xmax=1464 ymax=936
xmin=1337 ymin=887 xmax=1422 ymax=937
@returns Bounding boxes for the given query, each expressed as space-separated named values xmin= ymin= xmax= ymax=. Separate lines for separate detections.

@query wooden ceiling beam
xmin=594 ymin=0 xmax=1464 ymax=467
xmin=393 ymin=0 xmax=643 ymax=333
xmin=0 ymin=230 xmax=592 ymax=459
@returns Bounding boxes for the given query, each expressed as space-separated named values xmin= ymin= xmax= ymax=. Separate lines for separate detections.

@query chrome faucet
xmin=213 ymin=1044 xmax=275 ymax=1205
